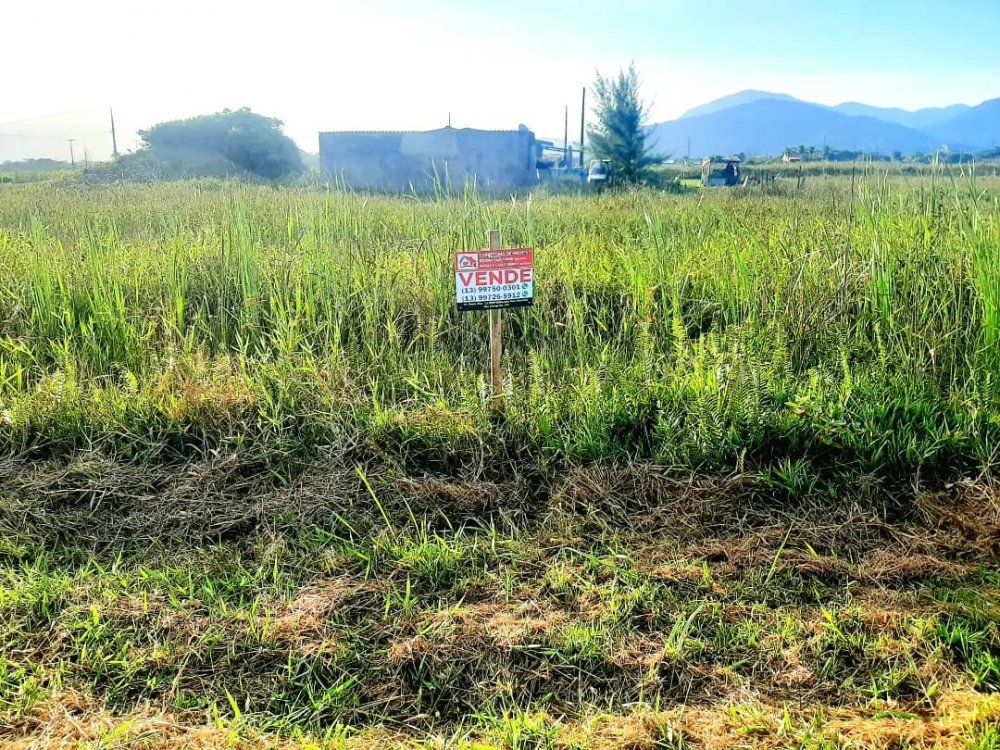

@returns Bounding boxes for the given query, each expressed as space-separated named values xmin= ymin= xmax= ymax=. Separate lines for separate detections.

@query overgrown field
xmin=0 ymin=175 xmax=999 ymax=748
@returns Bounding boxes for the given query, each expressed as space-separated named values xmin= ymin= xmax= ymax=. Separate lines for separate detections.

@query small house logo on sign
xmin=455 ymin=247 xmax=534 ymax=312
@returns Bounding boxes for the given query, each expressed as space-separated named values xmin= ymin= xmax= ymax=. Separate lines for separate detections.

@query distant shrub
xmin=138 ymin=108 xmax=304 ymax=179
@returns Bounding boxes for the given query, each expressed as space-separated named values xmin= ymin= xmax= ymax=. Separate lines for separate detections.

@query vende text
xmin=459 ymin=269 xmax=533 ymax=286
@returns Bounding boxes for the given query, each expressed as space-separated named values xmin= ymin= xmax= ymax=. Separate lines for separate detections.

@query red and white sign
xmin=455 ymin=248 xmax=534 ymax=311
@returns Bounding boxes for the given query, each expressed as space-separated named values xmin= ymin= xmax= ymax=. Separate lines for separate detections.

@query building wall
xmin=319 ymin=126 xmax=537 ymax=191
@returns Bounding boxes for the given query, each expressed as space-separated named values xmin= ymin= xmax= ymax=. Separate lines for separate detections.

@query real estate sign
xmin=455 ymin=248 xmax=534 ymax=311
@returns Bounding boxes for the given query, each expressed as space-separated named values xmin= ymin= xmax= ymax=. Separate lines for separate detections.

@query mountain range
xmin=651 ymin=91 xmax=1000 ymax=158
xmin=4 ymin=91 xmax=999 ymax=165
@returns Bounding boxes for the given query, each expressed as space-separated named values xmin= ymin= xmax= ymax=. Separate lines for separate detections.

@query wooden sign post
xmin=487 ymin=230 xmax=504 ymax=410
xmin=455 ymin=230 xmax=535 ymax=412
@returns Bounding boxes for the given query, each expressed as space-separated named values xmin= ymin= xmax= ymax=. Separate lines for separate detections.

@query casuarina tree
xmin=588 ymin=63 xmax=660 ymax=184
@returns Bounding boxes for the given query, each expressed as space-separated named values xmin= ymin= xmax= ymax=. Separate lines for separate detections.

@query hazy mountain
xmin=927 ymin=98 xmax=1000 ymax=150
xmin=680 ymin=90 xmax=802 ymax=119
xmin=649 ymin=98 xmax=940 ymax=158
xmin=833 ymin=102 xmax=971 ymax=130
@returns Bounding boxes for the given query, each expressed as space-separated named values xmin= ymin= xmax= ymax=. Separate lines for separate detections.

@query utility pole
xmin=563 ymin=105 xmax=569 ymax=166
xmin=110 ymin=107 xmax=119 ymax=158
xmin=67 ymin=139 xmax=76 ymax=167
xmin=579 ymin=86 xmax=586 ymax=168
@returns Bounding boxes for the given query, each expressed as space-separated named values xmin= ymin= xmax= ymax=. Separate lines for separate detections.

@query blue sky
xmin=2 ymin=0 xmax=998 ymax=160
xmin=422 ymin=0 xmax=1000 ymax=75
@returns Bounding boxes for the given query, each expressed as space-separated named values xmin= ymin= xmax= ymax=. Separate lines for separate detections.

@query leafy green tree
xmin=587 ymin=63 xmax=660 ymax=184
xmin=139 ymin=108 xmax=303 ymax=179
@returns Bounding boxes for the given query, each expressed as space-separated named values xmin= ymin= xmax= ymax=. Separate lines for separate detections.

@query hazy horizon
xmin=3 ymin=0 xmax=999 ymax=161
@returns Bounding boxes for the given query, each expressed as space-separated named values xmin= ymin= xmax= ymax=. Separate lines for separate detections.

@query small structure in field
xmin=587 ymin=159 xmax=611 ymax=187
xmin=701 ymin=156 xmax=742 ymax=187
xmin=319 ymin=125 xmax=538 ymax=191
xmin=782 ymin=152 xmax=803 ymax=163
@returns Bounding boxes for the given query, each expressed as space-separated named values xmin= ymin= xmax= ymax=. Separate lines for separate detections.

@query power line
xmin=0 ymin=131 xmax=110 ymax=138
xmin=0 ymin=109 xmax=110 ymax=128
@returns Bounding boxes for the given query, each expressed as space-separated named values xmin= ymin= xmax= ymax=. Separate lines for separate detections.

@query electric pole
xmin=67 ymin=139 xmax=76 ymax=167
xmin=110 ymin=107 xmax=119 ymax=158
xmin=579 ymin=86 xmax=586 ymax=168
xmin=563 ymin=105 xmax=569 ymax=166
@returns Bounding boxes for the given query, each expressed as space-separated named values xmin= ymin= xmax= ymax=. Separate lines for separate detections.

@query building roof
xmin=320 ymin=125 xmax=533 ymax=136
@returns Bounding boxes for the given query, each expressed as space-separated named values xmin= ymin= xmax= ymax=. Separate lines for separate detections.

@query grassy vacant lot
xmin=0 ymin=173 xmax=998 ymax=748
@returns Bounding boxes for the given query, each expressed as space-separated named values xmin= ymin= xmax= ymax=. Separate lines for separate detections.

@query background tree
xmin=139 ymin=108 xmax=303 ymax=179
xmin=587 ymin=63 xmax=659 ymax=184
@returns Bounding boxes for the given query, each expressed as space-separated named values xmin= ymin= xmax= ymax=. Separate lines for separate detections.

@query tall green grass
xmin=0 ymin=176 xmax=998 ymax=478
